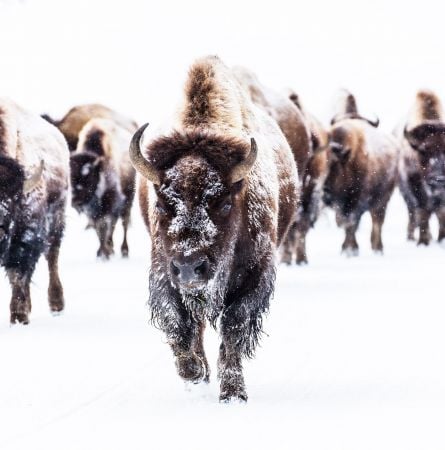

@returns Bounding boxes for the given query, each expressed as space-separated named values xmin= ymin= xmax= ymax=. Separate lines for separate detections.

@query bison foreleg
xmin=95 ymin=216 xmax=115 ymax=259
xmin=150 ymin=273 xmax=209 ymax=384
xmin=436 ymin=208 xmax=445 ymax=243
xmin=417 ymin=209 xmax=432 ymax=246
xmin=9 ymin=272 xmax=31 ymax=325
xmin=218 ymin=261 xmax=275 ymax=402
xmin=341 ymin=222 xmax=359 ymax=256
xmin=120 ymin=212 xmax=130 ymax=258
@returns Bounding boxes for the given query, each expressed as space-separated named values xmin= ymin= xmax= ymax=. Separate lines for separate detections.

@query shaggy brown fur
xmin=43 ymin=104 xmax=138 ymax=151
xmin=136 ymin=56 xmax=298 ymax=403
xmin=232 ymin=67 xmax=311 ymax=177
xmin=398 ymin=90 xmax=445 ymax=244
xmin=323 ymin=93 xmax=398 ymax=255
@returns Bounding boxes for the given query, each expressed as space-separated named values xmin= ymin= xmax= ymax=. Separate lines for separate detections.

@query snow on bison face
xmin=154 ymin=155 xmax=244 ymax=293
xmin=129 ymin=124 xmax=257 ymax=295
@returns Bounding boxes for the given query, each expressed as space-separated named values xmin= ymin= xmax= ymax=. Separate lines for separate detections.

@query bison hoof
xmin=219 ymin=389 xmax=248 ymax=403
xmin=50 ymin=300 xmax=64 ymax=315
xmin=296 ymin=256 xmax=308 ymax=265
xmin=417 ymin=237 xmax=430 ymax=246
xmin=176 ymin=354 xmax=206 ymax=383
xmin=342 ymin=246 xmax=359 ymax=257
xmin=97 ymin=249 xmax=111 ymax=260
xmin=280 ymin=254 xmax=293 ymax=265
xmin=121 ymin=246 xmax=129 ymax=258
xmin=10 ymin=311 xmax=29 ymax=325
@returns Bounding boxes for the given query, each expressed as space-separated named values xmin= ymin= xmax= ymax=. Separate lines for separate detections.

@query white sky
xmin=1 ymin=0 xmax=445 ymax=131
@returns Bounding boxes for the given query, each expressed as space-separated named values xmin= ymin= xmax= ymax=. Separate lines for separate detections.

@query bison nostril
xmin=171 ymin=261 xmax=180 ymax=277
xmin=194 ymin=260 xmax=208 ymax=276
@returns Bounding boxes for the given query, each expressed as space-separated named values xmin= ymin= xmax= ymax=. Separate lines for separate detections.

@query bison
xmin=42 ymin=103 xmax=137 ymax=152
xmin=321 ymin=92 xmax=398 ymax=255
xmin=398 ymin=90 xmax=445 ymax=244
xmin=232 ymin=68 xmax=327 ymax=264
xmin=0 ymin=98 xmax=69 ymax=324
xmin=130 ymin=56 xmax=299 ymax=402
xmin=70 ymin=117 xmax=137 ymax=258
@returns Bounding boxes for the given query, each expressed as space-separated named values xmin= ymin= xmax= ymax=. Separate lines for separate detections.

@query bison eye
xmin=155 ymin=201 xmax=168 ymax=215
xmin=220 ymin=200 xmax=232 ymax=216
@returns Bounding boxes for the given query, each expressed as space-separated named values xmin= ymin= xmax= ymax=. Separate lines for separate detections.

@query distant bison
xmin=70 ymin=117 xmax=137 ymax=258
xmin=0 ymin=98 xmax=69 ymax=324
xmin=131 ymin=56 xmax=298 ymax=402
xmin=322 ymin=92 xmax=398 ymax=255
xmin=398 ymin=90 xmax=445 ymax=244
xmin=42 ymin=103 xmax=137 ymax=152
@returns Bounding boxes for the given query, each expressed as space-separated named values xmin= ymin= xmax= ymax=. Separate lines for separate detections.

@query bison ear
xmin=230 ymin=138 xmax=258 ymax=184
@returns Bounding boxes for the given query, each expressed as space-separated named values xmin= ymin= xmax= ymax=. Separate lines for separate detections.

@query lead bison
xmin=398 ymin=90 xmax=445 ymax=244
xmin=0 ymin=98 xmax=69 ymax=324
xmin=130 ymin=56 xmax=299 ymax=402
xmin=322 ymin=92 xmax=398 ymax=255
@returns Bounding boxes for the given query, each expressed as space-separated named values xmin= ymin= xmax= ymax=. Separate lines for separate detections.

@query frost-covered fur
xmin=0 ymin=98 xmax=69 ymax=324
xmin=71 ymin=117 xmax=136 ymax=258
xmin=43 ymin=103 xmax=138 ymax=152
xmin=397 ymin=90 xmax=445 ymax=245
xmin=138 ymin=55 xmax=298 ymax=402
xmin=323 ymin=92 xmax=398 ymax=255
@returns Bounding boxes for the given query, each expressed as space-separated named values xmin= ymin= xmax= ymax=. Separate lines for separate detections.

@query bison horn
xmin=230 ymin=138 xmax=258 ymax=183
xmin=362 ymin=114 xmax=379 ymax=128
xmin=129 ymin=123 xmax=160 ymax=185
xmin=23 ymin=160 xmax=44 ymax=194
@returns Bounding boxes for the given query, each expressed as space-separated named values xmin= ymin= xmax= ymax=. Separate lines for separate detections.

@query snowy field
xmin=1 ymin=191 xmax=444 ymax=450
xmin=1 ymin=0 xmax=445 ymax=448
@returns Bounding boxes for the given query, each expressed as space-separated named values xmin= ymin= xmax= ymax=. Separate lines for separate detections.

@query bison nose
xmin=170 ymin=257 xmax=209 ymax=287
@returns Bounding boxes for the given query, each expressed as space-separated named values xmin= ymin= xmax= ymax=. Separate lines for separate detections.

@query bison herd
xmin=1 ymin=55 xmax=444 ymax=402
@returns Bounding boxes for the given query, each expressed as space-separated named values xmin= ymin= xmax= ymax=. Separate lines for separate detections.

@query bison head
xmin=69 ymin=152 xmax=103 ymax=211
xmin=130 ymin=124 xmax=257 ymax=295
xmin=404 ymin=123 xmax=445 ymax=206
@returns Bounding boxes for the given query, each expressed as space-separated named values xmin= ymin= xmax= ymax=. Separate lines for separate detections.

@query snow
xmin=0 ymin=191 xmax=444 ymax=450
xmin=1 ymin=0 xmax=445 ymax=448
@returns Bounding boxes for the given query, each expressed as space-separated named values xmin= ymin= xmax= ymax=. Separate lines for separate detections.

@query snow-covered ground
xmin=1 ymin=191 xmax=444 ymax=450
xmin=1 ymin=0 xmax=445 ymax=448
